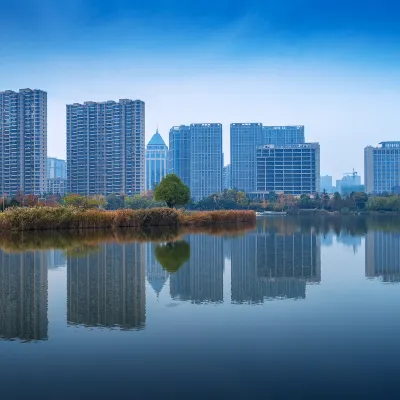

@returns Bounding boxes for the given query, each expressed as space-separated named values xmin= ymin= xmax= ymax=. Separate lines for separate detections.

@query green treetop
xmin=154 ymin=174 xmax=190 ymax=208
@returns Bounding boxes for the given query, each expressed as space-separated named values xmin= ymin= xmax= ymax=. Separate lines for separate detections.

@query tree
xmin=105 ymin=194 xmax=125 ymax=210
xmin=63 ymin=194 xmax=86 ymax=207
xmin=154 ymin=174 xmax=190 ymax=208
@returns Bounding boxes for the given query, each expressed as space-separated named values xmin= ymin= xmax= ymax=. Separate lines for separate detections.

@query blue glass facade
xmin=256 ymin=143 xmax=320 ymax=195
xmin=47 ymin=158 xmax=66 ymax=179
xmin=263 ymin=126 xmax=305 ymax=146
xmin=146 ymin=130 xmax=168 ymax=190
xmin=190 ymin=123 xmax=223 ymax=201
xmin=230 ymin=123 xmax=263 ymax=192
xmin=67 ymin=99 xmax=145 ymax=196
xmin=0 ymin=89 xmax=47 ymax=196
xmin=365 ymin=142 xmax=400 ymax=194
xmin=168 ymin=125 xmax=191 ymax=188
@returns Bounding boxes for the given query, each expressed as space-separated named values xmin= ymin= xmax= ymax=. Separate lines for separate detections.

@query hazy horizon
xmin=2 ymin=0 xmax=400 ymax=181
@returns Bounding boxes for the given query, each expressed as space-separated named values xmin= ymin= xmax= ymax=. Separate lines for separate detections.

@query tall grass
xmin=0 ymin=207 xmax=255 ymax=233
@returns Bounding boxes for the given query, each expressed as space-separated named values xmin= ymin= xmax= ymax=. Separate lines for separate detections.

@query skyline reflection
xmin=230 ymin=224 xmax=321 ymax=304
xmin=0 ymin=250 xmax=48 ymax=341
xmin=67 ymin=243 xmax=146 ymax=330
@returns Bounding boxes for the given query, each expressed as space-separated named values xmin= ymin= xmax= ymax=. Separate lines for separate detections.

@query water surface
xmin=1 ymin=217 xmax=400 ymax=398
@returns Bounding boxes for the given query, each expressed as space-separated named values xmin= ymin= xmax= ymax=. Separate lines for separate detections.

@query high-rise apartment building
xmin=364 ymin=142 xmax=400 ymax=194
xmin=256 ymin=143 xmax=320 ymax=195
xmin=66 ymin=99 xmax=145 ymax=196
xmin=145 ymin=130 xmax=168 ymax=191
xmin=168 ymin=125 xmax=191 ymax=187
xmin=263 ymin=125 xmax=305 ymax=146
xmin=0 ymin=89 xmax=47 ymax=196
xmin=223 ymin=164 xmax=231 ymax=190
xmin=190 ymin=123 xmax=223 ymax=201
xmin=230 ymin=123 xmax=263 ymax=192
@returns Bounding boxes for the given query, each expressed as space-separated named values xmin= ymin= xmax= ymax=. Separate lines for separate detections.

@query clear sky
xmin=2 ymin=0 xmax=400 ymax=181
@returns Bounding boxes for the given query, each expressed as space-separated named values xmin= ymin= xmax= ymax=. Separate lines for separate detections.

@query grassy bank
xmin=0 ymin=207 xmax=256 ymax=232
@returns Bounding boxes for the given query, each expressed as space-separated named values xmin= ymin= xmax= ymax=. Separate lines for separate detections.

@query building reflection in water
xmin=145 ymin=243 xmax=169 ymax=297
xmin=231 ymin=225 xmax=321 ymax=304
xmin=366 ymin=231 xmax=400 ymax=283
xmin=170 ymin=234 xmax=224 ymax=304
xmin=0 ymin=250 xmax=48 ymax=341
xmin=47 ymin=250 xmax=66 ymax=269
xmin=67 ymin=243 xmax=146 ymax=330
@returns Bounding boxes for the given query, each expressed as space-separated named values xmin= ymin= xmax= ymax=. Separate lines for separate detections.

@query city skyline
xmin=2 ymin=1 xmax=399 ymax=180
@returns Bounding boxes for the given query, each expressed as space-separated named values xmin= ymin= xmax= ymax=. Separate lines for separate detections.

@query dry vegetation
xmin=0 ymin=207 xmax=256 ymax=233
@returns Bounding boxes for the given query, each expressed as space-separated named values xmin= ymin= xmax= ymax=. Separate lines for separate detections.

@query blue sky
xmin=1 ymin=0 xmax=400 ymax=180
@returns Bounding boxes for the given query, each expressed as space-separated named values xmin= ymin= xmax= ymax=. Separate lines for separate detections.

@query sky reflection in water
xmin=0 ymin=217 xmax=400 ymax=398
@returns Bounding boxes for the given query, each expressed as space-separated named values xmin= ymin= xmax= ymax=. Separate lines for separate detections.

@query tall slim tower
xmin=190 ymin=123 xmax=223 ymax=201
xmin=145 ymin=130 xmax=168 ymax=190
xmin=230 ymin=123 xmax=263 ymax=192
xmin=0 ymin=89 xmax=47 ymax=196
xmin=66 ymin=99 xmax=145 ymax=196
xmin=168 ymin=125 xmax=191 ymax=187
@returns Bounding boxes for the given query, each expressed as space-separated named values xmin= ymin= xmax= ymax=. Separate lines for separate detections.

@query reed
xmin=0 ymin=207 xmax=255 ymax=233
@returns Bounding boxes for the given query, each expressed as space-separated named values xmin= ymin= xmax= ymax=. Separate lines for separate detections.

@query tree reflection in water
xmin=155 ymin=241 xmax=190 ymax=273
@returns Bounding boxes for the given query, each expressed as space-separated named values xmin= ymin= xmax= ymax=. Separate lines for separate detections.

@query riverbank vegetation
xmin=0 ymin=207 xmax=255 ymax=232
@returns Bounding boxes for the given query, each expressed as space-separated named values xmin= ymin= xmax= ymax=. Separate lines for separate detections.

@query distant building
xmin=230 ymin=123 xmax=263 ymax=192
xmin=365 ymin=142 xmax=400 ymax=194
xmin=223 ymin=164 xmax=231 ymax=190
xmin=168 ymin=125 xmax=191 ymax=187
xmin=0 ymin=89 xmax=47 ymax=196
xmin=47 ymin=177 xmax=66 ymax=197
xmin=146 ymin=130 xmax=168 ymax=190
xmin=66 ymin=99 xmax=145 ymax=196
xmin=336 ymin=172 xmax=362 ymax=194
xmin=256 ymin=143 xmax=320 ymax=195
xmin=190 ymin=123 xmax=223 ymax=201
xmin=263 ymin=125 xmax=305 ymax=146
xmin=320 ymin=175 xmax=333 ymax=193
xmin=47 ymin=158 xmax=66 ymax=179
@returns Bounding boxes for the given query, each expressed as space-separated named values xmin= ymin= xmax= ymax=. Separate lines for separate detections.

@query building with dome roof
xmin=146 ymin=130 xmax=168 ymax=190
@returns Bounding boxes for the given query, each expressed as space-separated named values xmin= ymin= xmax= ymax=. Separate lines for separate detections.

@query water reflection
xmin=146 ymin=243 xmax=169 ymax=296
xmin=154 ymin=241 xmax=191 ymax=274
xmin=366 ymin=231 xmax=400 ymax=283
xmin=67 ymin=243 xmax=146 ymax=330
xmin=170 ymin=235 xmax=224 ymax=304
xmin=230 ymin=223 xmax=321 ymax=304
xmin=0 ymin=251 xmax=48 ymax=341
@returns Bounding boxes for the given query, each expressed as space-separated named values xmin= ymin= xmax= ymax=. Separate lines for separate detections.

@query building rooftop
xmin=147 ymin=130 xmax=167 ymax=146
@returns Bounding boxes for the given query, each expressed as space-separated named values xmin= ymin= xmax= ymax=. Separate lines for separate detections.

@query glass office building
xmin=230 ymin=123 xmax=263 ymax=192
xmin=67 ymin=99 xmax=145 ymax=196
xmin=364 ymin=142 xmax=400 ymax=194
xmin=263 ymin=125 xmax=305 ymax=146
xmin=47 ymin=158 xmax=66 ymax=179
xmin=256 ymin=143 xmax=320 ymax=195
xmin=0 ymin=89 xmax=47 ymax=196
xmin=145 ymin=130 xmax=168 ymax=190
xmin=168 ymin=125 xmax=191 ymax=187
xmin=190 ymin=123 xmax=223 ymax=201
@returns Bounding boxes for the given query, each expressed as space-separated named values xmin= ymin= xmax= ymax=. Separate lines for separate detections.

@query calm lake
xmin=1 ymin=216 xmax=400 ymax=398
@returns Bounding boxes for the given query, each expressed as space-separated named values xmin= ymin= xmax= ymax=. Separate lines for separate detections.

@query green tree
xmin=154 ymin=241 xmax=190 ymax=273
xmin=125 ymin=195 xmax=150 ymax=210
xmin=63 ymin=194 xmax=86 ymax=207
xmin=154 ymin=174 xmax=190 ymax=208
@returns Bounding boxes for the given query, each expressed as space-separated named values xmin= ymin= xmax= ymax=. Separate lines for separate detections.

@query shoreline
xmin=0 ymin=207 xmax=256 ymax=232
